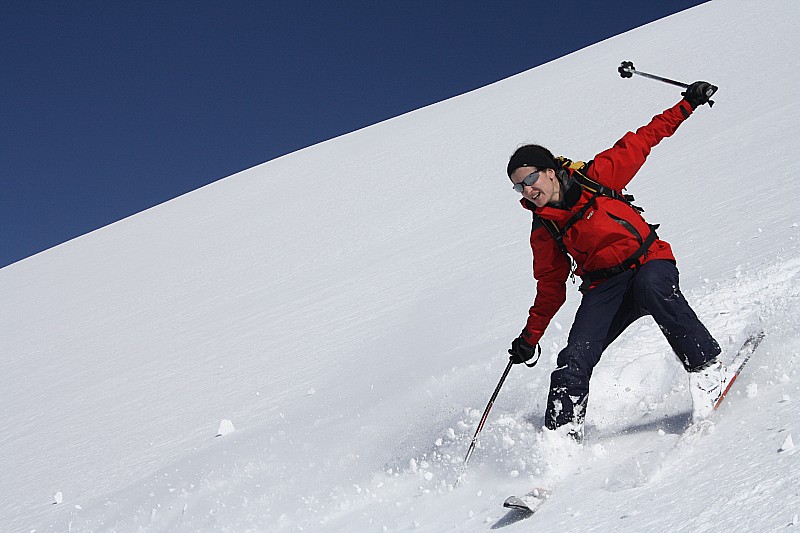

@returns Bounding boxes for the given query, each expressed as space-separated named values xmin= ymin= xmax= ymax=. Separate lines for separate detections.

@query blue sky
xmin=1 ymin=1 xmax=705 ymax=269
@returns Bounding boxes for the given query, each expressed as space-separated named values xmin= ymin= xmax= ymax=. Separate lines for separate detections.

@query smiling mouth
xmin=531 ymin=191 xmax=541 ymax=201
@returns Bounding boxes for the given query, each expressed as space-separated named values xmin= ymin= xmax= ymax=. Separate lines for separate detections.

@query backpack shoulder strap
xmin=560 ymin=158 xmax=644 ymax=213
xmin=533 ymin=212 xmax=574 ymax=276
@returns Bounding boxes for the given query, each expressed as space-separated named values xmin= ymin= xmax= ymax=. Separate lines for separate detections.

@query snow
xmin=215 ymin=420 xmax=235 ymax=438
xmin=1 ymin=0 xmax=800 ymax=531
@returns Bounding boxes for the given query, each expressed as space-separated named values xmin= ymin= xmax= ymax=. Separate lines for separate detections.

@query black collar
xmin=549 ymin=170 xmax=582 ymax=210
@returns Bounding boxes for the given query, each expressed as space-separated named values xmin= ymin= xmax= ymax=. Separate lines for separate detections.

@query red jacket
xmin=520 ymin=99 xmax=694 ymax=346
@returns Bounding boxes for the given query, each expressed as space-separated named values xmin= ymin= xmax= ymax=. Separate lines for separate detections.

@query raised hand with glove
xmin=681 ymin=80 xmax=718 ymax=109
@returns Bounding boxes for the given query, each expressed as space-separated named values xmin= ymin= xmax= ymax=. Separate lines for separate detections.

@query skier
xmin=506 ymin=81 xmax=724 ymax=442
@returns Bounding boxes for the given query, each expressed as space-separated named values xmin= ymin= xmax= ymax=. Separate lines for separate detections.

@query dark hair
xmin=506 ymin=144 xmax=557 ymax=177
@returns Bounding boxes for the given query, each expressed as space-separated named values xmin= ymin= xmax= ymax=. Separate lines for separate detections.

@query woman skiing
xmin=506 ymin=81 xmax=723 ymax=441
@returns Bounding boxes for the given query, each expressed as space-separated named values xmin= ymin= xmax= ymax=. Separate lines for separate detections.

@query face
xmin=510 ymin=167 xmax=559 ymax=207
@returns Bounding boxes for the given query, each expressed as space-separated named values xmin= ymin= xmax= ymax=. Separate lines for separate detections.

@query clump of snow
xmin=779 ymin=434 xmax=794 ymax=453
xmin=215 ymin=419 xmax=235 ymax=437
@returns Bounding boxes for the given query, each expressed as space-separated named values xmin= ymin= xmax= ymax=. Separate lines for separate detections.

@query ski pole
xmin=618 ymin=61 xmax=716 ymax=106
xmin=462 ymin=359 xmax=514 ymax=468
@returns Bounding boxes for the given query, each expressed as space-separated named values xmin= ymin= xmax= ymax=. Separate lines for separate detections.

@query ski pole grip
xmin=618 ymin=61 xmax=634 ymax=78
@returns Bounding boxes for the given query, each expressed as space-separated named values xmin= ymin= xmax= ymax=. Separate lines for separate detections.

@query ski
xmin=713 ymin=330 xmax=765 ymax=412
xmin=502 ymin=488 xmax=552 ymax=514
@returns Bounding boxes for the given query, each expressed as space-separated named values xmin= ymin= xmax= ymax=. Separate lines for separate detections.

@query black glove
xmin=508 ymin=336 xmax=541 ymax=366
xmin=681 ymin=81 xmax=717 ymax=109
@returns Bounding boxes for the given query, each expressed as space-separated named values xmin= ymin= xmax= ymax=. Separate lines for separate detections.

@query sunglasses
xmin=512 ymin=168 xmax=546 ymax=193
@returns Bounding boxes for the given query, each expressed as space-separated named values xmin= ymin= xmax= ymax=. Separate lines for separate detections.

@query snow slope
xmin=2 ymin=0 xmax=799 ymax=531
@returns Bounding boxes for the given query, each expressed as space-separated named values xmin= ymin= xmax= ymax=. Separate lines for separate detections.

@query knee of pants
xmin=551 ymin=341 xmax=602 ymax=395
xmin=556 ymin=340 xmax=603 ymax=378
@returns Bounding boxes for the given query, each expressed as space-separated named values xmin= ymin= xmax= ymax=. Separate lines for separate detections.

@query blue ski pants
xmin=545 ymin=259 xmax=720 ymax=430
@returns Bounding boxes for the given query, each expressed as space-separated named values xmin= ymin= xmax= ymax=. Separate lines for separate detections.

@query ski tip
xmin=503 ymin=496 xmax=534 ymax=513
xmin=503 ymin=489 xmax=552 ymax=513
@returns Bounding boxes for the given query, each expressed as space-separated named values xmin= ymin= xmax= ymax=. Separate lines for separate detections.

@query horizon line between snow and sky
xmin=1 ymin=0 xmax=707 ymax=269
